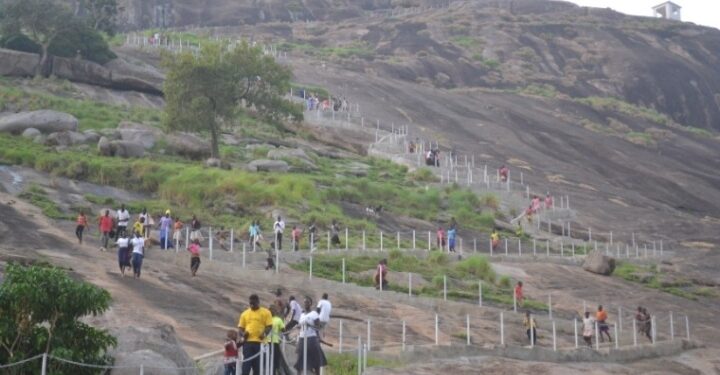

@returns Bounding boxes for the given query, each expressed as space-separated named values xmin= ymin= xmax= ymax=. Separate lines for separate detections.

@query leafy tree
xmin=0 ymin=264 xmax=116 ymax=375
xmin=162 ymin=42 xmax=303 ymax=159
xmin=77 ymin=0 xmax=119 ymax=35
xmin=0 ymin=0 xmax=76 ymax=76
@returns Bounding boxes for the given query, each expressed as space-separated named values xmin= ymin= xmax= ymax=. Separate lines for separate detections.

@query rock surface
xmin=582 ymin=250 xmax=616 ymax=276
xmin=246 ymin=159 xmax=290 ymax=172
xmin=98 ymin=137 xmax=145 ymax=158
xmin=0 ymin=110 xmax=78 ymax=134
xmin=109 ymin=325 xmax=194 ymax=375
xmin=166 ymin=132 xmax=211 ymax=159
xmin=44 ymin=131 xmax=91 ymax=147
xmin=21 ymin=128 xmax=41 ymax=139
xmin=118 ymin=122 xmax=161 ymax=150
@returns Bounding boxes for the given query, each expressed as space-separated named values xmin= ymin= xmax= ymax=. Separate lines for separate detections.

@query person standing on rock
xmin=116 ymin=232 xmax=131 ymax=277
xmin=116 ymin=204 xmax=130 ymax=240
xmin=130 ymin=231 xmax=145 ymax=279
xmin=582 ymin=311 xmax=595 ymax=347
xmin=188 ymin=239 xmax=201 ymax=277
xmin=133 ymin=217 xmax=145 ymax=243
xmin=514 ymin=281 xmax=524 ymax=306
xmin=330 ymin=220 xmax=341 ymax=247
xmin=173 ymin=217 xmax=184 ymax=247
xmin=238 ymin=294 xmax=273 ymax=375
xmin=190 ymin=214 xmax=203 ymax=242
xmin=292 ymin=225 xmax=302 ymax=251
xmin=448 ymin=226 xmax=457 ymax=252
xmin=273 ymin=216 xmax=285 ymax=251
xmin=159 ymin=210 xmax=173 ymax=250
xmin=316 ymin=293 xmax=332 ymax=331
xmin=295 ymin=296 xmax=327 ymax=375
xmin=285 ymin=295 xmax=303 ymax=334
xmin=523 ymin=311 xmax=538 ymax=345
xmin=308 ymin=220 xmax=317 ymax=251
xmin=75 ymin=210 xmax=88 ymax=244
xmin=596 ymin=305 xmax=612 ymax=343
xmin=139 ymin=208 xmax=150 ymax=239
xmin=99 ymin=210 xmax=114 ymax=251
xmin=374 ymin=259 xmax=388 ymax=290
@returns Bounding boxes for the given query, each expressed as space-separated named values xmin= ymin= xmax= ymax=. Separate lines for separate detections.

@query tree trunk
xmin=38 ymin=44 xmax=51 ymax=78
xmin=209 ymin=124 xmax=220 ymax=160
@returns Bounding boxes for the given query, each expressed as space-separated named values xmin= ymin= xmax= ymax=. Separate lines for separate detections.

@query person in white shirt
xmin=316 ymin=293 xmax=332 ymax=328
xmin=130 ymin=232 xmax=145 ymax=279
xmin=273 ymin=216 xmax=285 ymax=250
xmin=285 ymin=296 xmax=303 ymax=332
xmin=116 ymin=204 xmax=130 ymax=240
xmin=294 ymin=297 xmax=327 ymax=374
xmin=116 ymin=234 xmax=131 ymax=277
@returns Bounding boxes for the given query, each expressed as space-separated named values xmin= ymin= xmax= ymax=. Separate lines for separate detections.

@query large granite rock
xmin=166 ymin=132 xmax=211 ymax=159
xmin=267 ymin=147 xmax=312 ymax=162
xmin=52 ymin=56 xmax=113 ymax=87
xmin=97 ymin=137 xmax=145 ymax=158
xmin=117 ymin=122 xmax=161 ymax=150
xmin=104 ymin=57 xmax=164 ymax=95
xmin=109 ymin=325 xmax=194 ymax=375
xmin=0 ymin=110 xmax=78 ymax=134
xmin=582 ymin=250 xmax=616 ymax=276
xmin=45 ymin=130 xmax=92 ymax=147
xmin=0 ymin=48 xmax=39 ymax=77
xmin=21 ymin=128 xmax=41 ymax=139
xmin=247 ymin=159 xmax=290 ymax=172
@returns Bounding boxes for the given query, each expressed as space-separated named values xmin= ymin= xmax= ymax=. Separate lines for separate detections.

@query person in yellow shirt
xmin=133 ymin=217 xmax=145 ymax=239
xmin=238 ymin=294 xmax=272 ymax=375
xmin=491 ymin=230 xmax=500 ymax=250
xmin=523 ymin=311 xmax=538 ymax=345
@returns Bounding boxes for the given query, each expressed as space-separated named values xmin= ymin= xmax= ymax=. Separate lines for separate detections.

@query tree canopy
xmin=162 ymin=42 xmax=303 ymax=159
xmin=0 ymin=263 xmax=116 ymax=374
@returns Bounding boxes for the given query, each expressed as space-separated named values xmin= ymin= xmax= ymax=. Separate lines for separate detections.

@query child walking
xmin=223 ymin=330 xmax=238 ymax=375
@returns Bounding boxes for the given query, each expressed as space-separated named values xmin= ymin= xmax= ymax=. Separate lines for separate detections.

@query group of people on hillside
xmin=304 ymin=93 xmax=351 ymax=113
xmin=523 ymin=193 xmax=554 ymax=223
xmin=226 ymin=291 xmax=333 ymax=375
xmin=435 ymin=218 xmax=459 ymax=252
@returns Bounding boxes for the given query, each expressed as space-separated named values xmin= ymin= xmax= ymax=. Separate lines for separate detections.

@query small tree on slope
xmin=162 ymin=42 xmax=303 ymax=159
xmin=0 ymin=264 xmax=116 ymax=375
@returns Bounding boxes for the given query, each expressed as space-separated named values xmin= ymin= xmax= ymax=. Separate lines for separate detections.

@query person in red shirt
xmin=223 ymin=330 xmax=238 ymax=375
xmin=544 ymin=193 xmax=553 ymax=210
xmin=499 ymin=165 xmax=509 ymax=182
xmin=514 ymin=281 xmax=524 ymax=306
xmin=374 ymin=259 xmax=388 ymax=290
xmin=75 ymin=211 xmax=88 ymax=244
xmin=436 ymin=227 xmax=446 ymax=250
xmin=99 ymin=210 xmax=114 ymax=251
xmin=188 ymin=239 xmax=201 ymax=277
xmin=292 ymin=225 xmax=302 ymax=251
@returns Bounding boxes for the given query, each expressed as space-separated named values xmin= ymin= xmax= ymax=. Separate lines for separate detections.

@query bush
xmin=498 ymin=275 xmax=512 ymax=288
xmin=456 ymin=255 xmax=496 ymax=282
xmin=428 ymin=251 xmax=449 ymax=265
xmin=0 ymin=33 xmax=41 ymax=54
xmin=1 ymin=24 xmax=116 ymax=64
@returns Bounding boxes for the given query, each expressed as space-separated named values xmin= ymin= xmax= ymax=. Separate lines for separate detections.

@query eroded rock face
xmin=0 ymin=110 xmax=78 ymax=134
xmin=246 ymin=159 xmax=290 ymax=172
xmin=97 ymin=137 xmax=146 ymax=158
xmin=109 ymin=324 xmax=194 ymax=375
xmin=166 ymin=132 xmax=211 ymax=160
xmin=118 ymin=122 xmax=162 ymax=150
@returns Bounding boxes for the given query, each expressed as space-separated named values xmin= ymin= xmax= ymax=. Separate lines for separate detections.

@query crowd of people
xmin=303 ymin=92 xmax=352 ymax=113
xmin=227 ymin=291 xmax=333 ymax=375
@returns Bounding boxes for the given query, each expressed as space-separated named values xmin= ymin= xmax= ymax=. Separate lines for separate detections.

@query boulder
xmin=0 ymin=110 xmax=78 ymax=134
xmin=97 ymin=137 xmax=145 ymax=158
xmin=267 ymin=147 xmax=312 ymax=162
xmin=109 ymin=325 xmax=193 ymax=375
xmin=21 ymin=128 xmax=41 ymax=139
xmin=104 ymin=57 xmax=164 ymax=95
xmin=166 ymin=132 xmax=211 ymax=160
xmin=45 ymin=131 xmax=91 ymax=147
xmin=82 ymin=130 xmax=101 ymax=144
xmin=582 ymin=250 xmax=616 ymax=276
xmin=0 ymin=48 xmax=39 ymax=77
xmin=52 ymin=56 xmax=112 ymax=87
xmin=117 ymin=122 xmax=161 ymax=149
xmin=205 ymin=158 xmax=222 ymax=168
xmin=247 ymin=159 xmax=290 ymax=173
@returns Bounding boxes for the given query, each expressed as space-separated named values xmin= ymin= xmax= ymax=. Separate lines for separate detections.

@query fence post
xmin=396 ymin=232 xmax=400 ymax=249
xmin=595 ymin=321 xmax=600 ymax=350
xmin=610 ymin=231 xmax=613 ymax=245
xmin=428 ymin=231 xmax=431 ymax=251
xmin=357 ymin=337 xmax=362 ymax=375
xmin=435 ymin=314 xmax=439 ymax=345
xmin=41 ymin=353 xmax=47 ymax=375
xmin=618 ymin=307 xmax=623 ymax=335
xmin=402 ymin=320 xmax=406 ymax=352
xmin=518 ymin=239 xmax=522 ymax=256
xmin=533 ymin=239 xmax=536 ymax=256
xmin=242 ymin=242 xmax=246 ymax=268
xmin=513 ymin=290 xmax=517 ymax=313
xmin=685 ymin=315 xmax=690 ymax=341
xmin=478 ymin=281 xmax=483 ymax=306
xmin=275 ymin=243 xmax=279 ymax=274
xmin=490 ymin=239 xmax=493 ymax=256
xmin=209 ymin=227 xmax=213 ymax=260
xmin=546 ymin=240 xmax=550 ymax=256
xmin=185 ymin=227 xmax=189 ymax=250
xmin=339 ymin=320 xmax=344 ymax=353
xmin=443 ymin=275 xmax=447 ymax=301
xmin=499 ymin=312 xmax=505 ymax=346
xmin=362 ymin=231 xmax=366 ymax=251
xmin=342 ymin=258 xmax=346 ymax=284
xmin=574 ymin=318 xmax=579 ymax=348
xmin=346 ymin=228 xmax=349 ymax=251
xmin=614 ymin=324 xmax=619 ymax=349
xmin=327 ymin=231 xmax=330 ymax=251
xmin=309 ymin=256 xmax=313 ymax=280
xmin=633 ymin=318 xmax=637 ymax=347
xmin=367 ymin=320 xmax=372 ymax=351
xmin=651 ymin=316 xmax=656 ymax=344
xmin=408 ymin=273 xmax=412 ymax=297
xmin=466 ymin=314 xmax=471 ymax=345
xmin=140 ymin=364 xmax=144 ymax=375
xmin=552 ymin=320 xmax=557 ymax=351
xmin=412 ymin=230 xmax=416 ymax=249
xmin=474 ymin=238 xmax=477 ymax=252
xmin=230 ymin=229 xmax=234 ymax=253
xmin=504 ymin=238 xmax=508 ymax=256
xmin=548 ymin=294 xmax=552 ymax=319
xmin=380 ymin=231 xmax=384 ymax=251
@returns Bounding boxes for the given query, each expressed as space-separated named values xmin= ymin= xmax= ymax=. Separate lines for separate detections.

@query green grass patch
xmin=613 ymin=262 xmax=713 ymax=300
xmin=0 ymin=79 xmax=162 ymax=130
xmin=575 ymin=97 xmax=671 ymax=126
xmin=291 ymin=252 xmax=546 ymax=310
xmin=325 ymin=352 xmax=399 ymax=375
xmin=18 ymin=184 xmax=70 ymax=220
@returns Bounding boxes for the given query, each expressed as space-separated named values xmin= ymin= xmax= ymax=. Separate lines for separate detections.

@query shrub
xmin=456 ymin=255 xmax=496 ymax=282
xmin=498 ymin=275 xmax=512 ymax=288
xmin=428 ymin=251 xmax=449 ymax=265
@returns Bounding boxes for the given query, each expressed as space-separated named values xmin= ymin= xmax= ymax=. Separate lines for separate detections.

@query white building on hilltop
xmin=652 ymin=1 xmax=682 ymax=21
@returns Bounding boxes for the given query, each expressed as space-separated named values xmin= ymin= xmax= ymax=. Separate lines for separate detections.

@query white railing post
xmin=339 ymin=320 xmax=344 ymax=353
xmin=614 ymin=324 xmax=619 ymax=349
xmin=427 ymin=231 xmax=431 ymax=251
xmin=552 ymin=320 xmax=557 ymax=351
xmin=633 ymin=318 xmax=638 ymax=347
xmin=41 ymin=353 xmax=47 ymax=375
xmin=367 ymin=320 xmax=372 ymax=351
xmin=408 ymin=273 xmax=412 ymax=297
xmin=574 ymin=318 xmax=578 ymax=348
xmin=209 ymin=227 xmax=213 ymax=260
xmin=402 ymin=320 xmax=406 ymax=352
xmin=466 ymin=314 xmax=471 ymax=346
xmin=513 ymin=290 xmax=517 ymax=312
xmin=435 ymin=314 xmax=439 ymax=345
xmin=327 ymin=231 xmax=330 ymax=251
xmin=478 ymin=281 xmax=483 ymax=306
xmin=396 ymin=231 xmax=400 ymax=249
xmin=357 ymin=337 xmax=362 ymax=375
xmin=504 ymin=238 xmax=508 ymax=256
xmin=618 ymin=307 xmax=623 ymax=334
xmin=362 ymin=231 xmax=366 ymax=251
xmin=500 ymin=312 xmax=505 ymax=346
xmin=342 ymin=258 xmax=346 ymax=284
xmin=548 ymin=294 xmax=552 ymax=319
xmin=230 ymin=229 xmax=234 ymax=252
xmin=346 ymin=228 xmax=349 ymax=251
xmin=651 ymin=316 xmax=656 ymax=345
xmin=412 ymin=230 xmax=416 ymax=249
xmin=242 ymin=242 xmax=246 ymax=268
xmin=443 ymin=275 xmax=447 ymax=301
xmin=685 ymin=315 xmax=690 ymax=341
xmin=380 ymin=231 xmax=384 ymax=251
xmin=309 ymin=256 xmax=313 ymax=280
xmin=595 ymin=321 xmax=600 ymax=350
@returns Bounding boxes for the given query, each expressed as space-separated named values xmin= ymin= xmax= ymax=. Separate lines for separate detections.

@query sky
xmin=567 ymin=0 xmax=720 ymax=30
